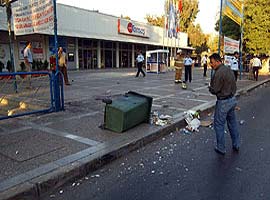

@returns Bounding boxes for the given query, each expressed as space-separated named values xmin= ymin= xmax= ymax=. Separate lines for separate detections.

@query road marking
xmin=19 ymin=121 xmax=100 ymax=146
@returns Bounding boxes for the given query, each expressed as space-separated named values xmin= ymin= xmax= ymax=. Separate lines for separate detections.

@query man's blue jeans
xmin=214 ymin=96 xmax=240 ymax=153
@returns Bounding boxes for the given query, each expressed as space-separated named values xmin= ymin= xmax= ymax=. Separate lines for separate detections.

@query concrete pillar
xmin=97 ymin=40 xmax=101 ymax=69
xmin=116 ymin=42 xmax=119 ymax=68
xmin=75 ymin=38 xmax=79 ymax=70
xmin=132 ymin=44 xmax=135 ymax=67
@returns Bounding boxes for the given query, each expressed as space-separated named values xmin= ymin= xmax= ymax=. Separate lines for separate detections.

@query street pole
xmin=53 ymin=0 xmax=61 ymax=111
xmin=218 ymin=0 xmax=223 ymax=55
xmin=5 ymin=0 xmax=17 ymax=92
xmin=239 ymin=3 xmax=244 ymax=80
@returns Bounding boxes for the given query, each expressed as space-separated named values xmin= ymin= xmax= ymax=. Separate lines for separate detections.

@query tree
xmin=146 ymin=0 xmax=199 ymax=31
xmin=145 ymin=15 xmax=165 ymax=27
xmin=187 ymin=24 xmax=208 ymax=54
xmin=243 ymin=0 xmax=270 ymax=54
xmin=215 ymin=15 xmax=241 ymax=40
xmin=179 ymin=0 xmax=199 ymax=32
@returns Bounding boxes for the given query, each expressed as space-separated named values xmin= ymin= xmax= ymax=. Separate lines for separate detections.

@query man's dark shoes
xmin=214 ymin=147 xmax=225 ymax=155
xmin=232 ymin=146 xmax=240 ymax=152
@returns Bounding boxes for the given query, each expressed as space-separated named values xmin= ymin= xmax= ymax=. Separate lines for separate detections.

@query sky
xmin=57 ymin=0 xmax=220 ymax=34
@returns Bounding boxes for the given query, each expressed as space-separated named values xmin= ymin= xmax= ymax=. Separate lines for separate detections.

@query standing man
xmin=183 ymin=54 xmax=193 ymax=83
xmin=135 ymin=50 xmax=146 ymax=77
xmin=23 ymin=41 xmax=33 ymax=88
xmin=230 ymin=51 xmax=239 ymax=81
xmin=208 ymin=53 xmax=240 ymax=155
xmin=58 ymin=47 xmax=71 ymax=85
xmin=174 ymin=50 xmax=183 ymax=83
xmin=251 ymin=54 xmax=262 ymax=81
xmin=201 ymin=54 xmax=208 ymax=77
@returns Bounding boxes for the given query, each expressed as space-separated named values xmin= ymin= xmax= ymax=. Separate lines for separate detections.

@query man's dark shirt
xmin=209 ymin=64 xmax=236 ymax=100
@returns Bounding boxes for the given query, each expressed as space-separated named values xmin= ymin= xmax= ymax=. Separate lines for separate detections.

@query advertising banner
xmin=224 ymin=36 xmax=239 ymax=54
xmin=12 ymin=0 xmax=54 ymax=35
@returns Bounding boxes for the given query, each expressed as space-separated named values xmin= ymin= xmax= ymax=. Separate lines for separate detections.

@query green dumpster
xmin=104 ymin=91 xmax=152 ymax=133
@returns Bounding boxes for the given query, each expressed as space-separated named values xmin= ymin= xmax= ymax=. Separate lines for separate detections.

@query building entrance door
xmin=83 ymin=49 xmax=92 ymax=69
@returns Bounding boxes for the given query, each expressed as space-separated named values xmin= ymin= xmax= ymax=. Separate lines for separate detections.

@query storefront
xmin=0 ymin=3 xmax=192 ymax=71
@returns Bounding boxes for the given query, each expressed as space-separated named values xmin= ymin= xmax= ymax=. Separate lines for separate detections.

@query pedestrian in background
xmin=230 ymin=51 xmax=239 ymax=81
xmin=135 ymin=50 xmax=146 ymax=77
xmin=174 ymin=50 xmax=183 ymax=83
xmin=58 ymin=47 xmax=71 ymax=85
xmin=208 ymin=53 xmax=240 ymax=155
xmin=251 ymin=54 xmax=262 ymax=81
xmin=23 ymin=41 xmax=33 ymax=88
xmin=183 ymin=54 xmax=193 ymax=83
xmin=201 ymin=54 xmax=208 ymax=77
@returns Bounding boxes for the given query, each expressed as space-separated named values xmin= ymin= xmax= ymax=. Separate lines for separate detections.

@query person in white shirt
xmin=201 ymin=54 xmax=208 ymax=77
xmin=135 ymin=50 xmax=145 ymax=77
xmin=183 ymin=54 xmax=193 ymax=83
xmin=23 ymin=41 xmax=33 ymax=88
xmin=251 ymin=54 xmax=262 ymax=81
xmin=230 ymin=51 xmax=239 ymax=81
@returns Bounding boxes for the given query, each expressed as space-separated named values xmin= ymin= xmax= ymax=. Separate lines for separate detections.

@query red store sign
xmin=118 ymin=19 xmax=149 ymax=38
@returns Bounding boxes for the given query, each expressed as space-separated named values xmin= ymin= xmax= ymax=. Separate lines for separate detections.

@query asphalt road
xmin=42 ymin=82 xmax=270 ymax=200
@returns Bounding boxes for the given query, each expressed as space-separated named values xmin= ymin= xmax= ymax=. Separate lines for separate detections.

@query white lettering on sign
xmin=118 ymin=19 xmax=149 ymax=38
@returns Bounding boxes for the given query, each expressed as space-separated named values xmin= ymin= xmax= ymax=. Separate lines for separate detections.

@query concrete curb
xmin=1 ymin=78 xmax=270 ymax=200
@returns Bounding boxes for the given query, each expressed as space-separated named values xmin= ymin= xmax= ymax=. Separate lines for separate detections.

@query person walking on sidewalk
xmin=135 ymin=50 xmax=146 ymax=77
xmin=251 ymin=54 xmax=262 ymax=81
xmin=208 ymin=53 xmax=240 ymax=155
xmin=201 ymin=54 xmax=208 ymax=77
xmin=183 ymin=54 xmax=193 ymax=83
xmin=58 ymin=47 xmax=71 ymax=85
xmin=230 ymin=51 xmax=239 ymax=81
xmin=174 ymin=50 xmax=183 ymax=83
xmin=23 ymin=41 xmax=33 ymax=88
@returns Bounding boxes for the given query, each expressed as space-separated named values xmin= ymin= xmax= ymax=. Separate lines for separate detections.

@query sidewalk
xmin=0 ymin=67 xmax=269 ymax=199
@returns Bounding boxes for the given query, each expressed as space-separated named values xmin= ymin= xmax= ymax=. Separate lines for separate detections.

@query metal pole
xmin=239 ymin=3 xmax=244 ymax=80
xmin=6 ymin=1 xmax=17 ymax=92
xmin=53 ymin=0 xmax=61 ymax=111
xmin=218 ymin=0 xmax=223 ymax=55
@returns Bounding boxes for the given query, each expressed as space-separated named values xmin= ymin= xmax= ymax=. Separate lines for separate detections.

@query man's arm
xmin=209 ymin=71 xmax=223 ymax=95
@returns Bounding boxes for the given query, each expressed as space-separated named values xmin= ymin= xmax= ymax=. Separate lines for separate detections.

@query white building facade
xmin=0 ymin=3 xmax=193 ymax=71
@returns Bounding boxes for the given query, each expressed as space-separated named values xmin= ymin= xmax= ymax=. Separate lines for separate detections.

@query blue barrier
xmin=0 ymin=71 xmax=64 ymax=120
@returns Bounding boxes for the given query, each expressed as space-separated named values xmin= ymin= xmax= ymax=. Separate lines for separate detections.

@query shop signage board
xmin=18 ymin=41 xmax=44 ymax=60
xmin=223 ymin=0 xmax=243 ymax=25
xmin=12 ymin=0 xmax=54 ymax=35
xmin=118 ymin=19 xmax=149 ymax=38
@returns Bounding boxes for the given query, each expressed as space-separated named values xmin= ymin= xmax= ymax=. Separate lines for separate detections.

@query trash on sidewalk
xmin=235 ymin=106 xmax=241 ymax=111
xmin=179 ymin=128 xmax=192 ymax=135
xmin=184 ymin=110 xmax=200 ymax=132
xmin=150 ymin=111 xmax=173 ymax=126
xmin=200 ymin=120 xmax=213 ymax=127
xmin=239 ymin=120 xmax=245 ymax=125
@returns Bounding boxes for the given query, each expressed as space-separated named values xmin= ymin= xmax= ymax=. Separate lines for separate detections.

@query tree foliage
xmin=243 ymin=0 xmax=270 ymax=54
xmin=215 ymin=15 xmax=241 ymax=40
xmin=187 ymin=24 xmax=208 ymax=54
xmin=145 ymin=15 xmax=165 ymax=27
xmin=179 ymin=0 xmax=199 ymax=32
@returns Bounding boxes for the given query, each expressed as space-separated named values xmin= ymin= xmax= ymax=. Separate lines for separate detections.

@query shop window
xmin=104 ymin=41 xmax=112 ymax=49
xmin=83 ymin=40 xmax=92 ymax=48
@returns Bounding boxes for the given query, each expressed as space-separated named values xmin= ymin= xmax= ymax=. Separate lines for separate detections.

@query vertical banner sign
xmin=224 ymin=36 xmax=240 ymax=54
xmin=168 ymin=0 xmax=177 ymax=38
xmin=12 ymin=0 xmax=54 ymax=35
